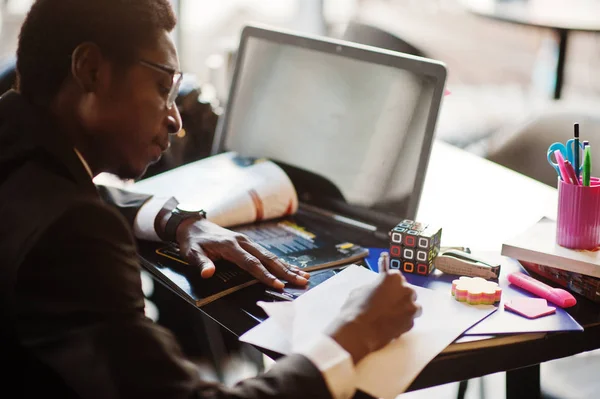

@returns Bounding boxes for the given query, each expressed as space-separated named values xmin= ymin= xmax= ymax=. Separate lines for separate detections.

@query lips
xmin=152 ymin=136 xmax=170 ymax=153
xmin=148 ymin=140 xmax=167 ymax=162
xmin=156 ymin=140 xmax=170 ymax=152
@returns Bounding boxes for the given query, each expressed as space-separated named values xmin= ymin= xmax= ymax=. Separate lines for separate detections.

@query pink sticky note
xmin=504 ymin=298 xmax=556 ymax=319
xmin=444 ymin=89 xmax=451 ymax=96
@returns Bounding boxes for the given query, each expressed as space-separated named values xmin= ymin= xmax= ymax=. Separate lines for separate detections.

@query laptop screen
xmin=213 ymin=25 xmax=446 ymax=225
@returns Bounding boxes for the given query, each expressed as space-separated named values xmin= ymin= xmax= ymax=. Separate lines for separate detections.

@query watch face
xmin=176 ymin=202 xmax=204 ymax=214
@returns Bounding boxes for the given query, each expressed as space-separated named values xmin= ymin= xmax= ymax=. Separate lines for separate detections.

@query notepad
xmin=504 ymin=298 xmax=556 ymax=319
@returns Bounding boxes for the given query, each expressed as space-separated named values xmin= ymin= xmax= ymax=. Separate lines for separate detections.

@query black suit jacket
xmin=0 ymin=91 xmax=332 ymax=399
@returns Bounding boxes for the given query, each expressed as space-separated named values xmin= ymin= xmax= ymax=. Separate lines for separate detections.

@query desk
xmin=152 ymin=140 xmax=600 ymax=398
xmin=461 ymin=0 xmax=600 ymax=100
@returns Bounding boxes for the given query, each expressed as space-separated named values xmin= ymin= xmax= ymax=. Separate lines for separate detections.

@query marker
xmin=507 ymin=272 xmax=576 ymax=308
xmin=583 ymin=144 xmax=591 ymax=187
xmin=554 ymin=149 xmax=571 ymax=183
xmin=564 ymin=160 xmax=580 ymax=186
xmin=574 ymin=123 xmax=580 ymax=181
xmin=582 ymin=140 xmax=590 ymax=183
xmin=378 ymin=251 xmax=390 ymax=273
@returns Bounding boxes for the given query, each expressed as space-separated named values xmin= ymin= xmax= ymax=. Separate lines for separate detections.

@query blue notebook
xmin=366 ymin=248 xmax=583 ymax=335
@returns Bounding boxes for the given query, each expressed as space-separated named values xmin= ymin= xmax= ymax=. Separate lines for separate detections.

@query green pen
xmin=583 ymin=144 xmax=592 ymax=186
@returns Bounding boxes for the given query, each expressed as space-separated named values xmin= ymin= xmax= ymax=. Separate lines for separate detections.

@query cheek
xmin=108 ymin=99 xmax=160 ymax=151
xmin=83 ymin=86 xmax=166 ymax=173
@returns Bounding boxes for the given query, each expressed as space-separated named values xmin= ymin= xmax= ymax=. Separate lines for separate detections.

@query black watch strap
xmin=163 ymin=208 xmax=207 ymax=242
xmin=155 ymin=197 xmax=179 ymax=242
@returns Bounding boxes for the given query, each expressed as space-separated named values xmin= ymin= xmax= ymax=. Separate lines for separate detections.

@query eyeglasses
xmin=139 ymin=59 xmax=183 ymax=110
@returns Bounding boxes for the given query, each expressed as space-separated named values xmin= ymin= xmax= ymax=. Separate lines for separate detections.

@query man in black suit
xmin=0 ymin=1 xmax=421 ymax=398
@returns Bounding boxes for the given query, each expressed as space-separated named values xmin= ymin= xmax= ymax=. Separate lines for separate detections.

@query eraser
xmin=451 ymin=276 xmax=502 ymax=305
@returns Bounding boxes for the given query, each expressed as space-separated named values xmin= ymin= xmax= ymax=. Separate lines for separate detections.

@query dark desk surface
xmin=200 ymin=142 xmax=600 ymax=396
xmin=146 ymin=141 xmax=596 ymax=397
xmin=192 ymin=245 xmax=600 ymax=395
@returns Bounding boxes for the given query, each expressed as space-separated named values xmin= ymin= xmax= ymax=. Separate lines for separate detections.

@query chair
xmin=340 ymin=20 xmax=428 ymax=58
xmin=484 ymin=104 xmax=600 ymax=188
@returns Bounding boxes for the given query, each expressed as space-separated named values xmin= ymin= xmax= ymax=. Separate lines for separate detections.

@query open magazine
xmin=137 ymin=221 xmax=368 ymax=307
xmin=117 ymin=152 xmax=369 ymax=306
xmin=129 ymin=152 xmax=298 ymax=228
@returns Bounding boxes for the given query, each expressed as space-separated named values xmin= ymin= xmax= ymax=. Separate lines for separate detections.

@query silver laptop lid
xmin=212 ymin=24 xmax=446 ymax=226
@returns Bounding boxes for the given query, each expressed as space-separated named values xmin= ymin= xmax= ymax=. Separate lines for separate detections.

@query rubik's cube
xmin=389 ymin=219 xmax=442 ymax=276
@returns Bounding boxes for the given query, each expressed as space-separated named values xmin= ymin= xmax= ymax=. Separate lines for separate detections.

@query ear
xmin=70 ymin=42 xmax=105 ymax=93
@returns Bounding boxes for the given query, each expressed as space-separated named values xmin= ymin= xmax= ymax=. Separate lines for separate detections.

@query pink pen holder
xmin=556 ymin=177 xmax=600 ymax=249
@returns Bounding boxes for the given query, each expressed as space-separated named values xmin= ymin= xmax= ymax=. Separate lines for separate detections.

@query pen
xmin=564 ymin=160 xmax=580 ymax=186
xmin=583 ymin=144 xmax=592 ymax=186
xmin=378 ymin=251 xmax=390 ymax=273
xmin=574 ymin=123 xmax=580 ymax=181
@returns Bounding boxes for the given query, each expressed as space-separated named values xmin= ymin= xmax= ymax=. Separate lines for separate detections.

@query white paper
xmin=241 ymin=265 xmax=496 ymax=399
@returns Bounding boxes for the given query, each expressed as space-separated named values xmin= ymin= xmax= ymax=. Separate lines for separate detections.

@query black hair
xmin=16 ymin=0 xmax=177 ymax=104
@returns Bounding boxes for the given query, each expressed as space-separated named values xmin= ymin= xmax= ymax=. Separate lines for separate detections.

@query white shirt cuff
xmin=294 ymin=335 xmax=356 ymax=399
xmin=133 ymin=196 xmax=172 ymax=241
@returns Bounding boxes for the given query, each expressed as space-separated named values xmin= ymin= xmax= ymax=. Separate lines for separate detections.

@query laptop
xmin=132 ymin=25 xmax=447 ymax=315
xmin=212 ymin=24 xmax=447 ymax=239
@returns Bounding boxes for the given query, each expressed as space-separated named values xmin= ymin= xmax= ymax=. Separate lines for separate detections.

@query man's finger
xmin=241 ymin=241 xmax=309 ymax=286
xmin=236 ymin=236 xmax=309 ymax=279
xmin=223 ymin=243 xmax=284 ymax=289
xmin=198 ymin=257 xmax=216 ymax=278
xmin=414 ymin=304 xmax=423 ymax=318
xmin=180 ymin=243 xmax=216 ymax=278
xmin=290 ymin=265 xmax=310 ymax=279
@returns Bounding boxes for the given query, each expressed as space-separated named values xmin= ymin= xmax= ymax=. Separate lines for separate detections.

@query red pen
xmin=564 ymin=160 xmax=580 ymax=185
xmin=554 ymin=150 xmax=572 ymax=184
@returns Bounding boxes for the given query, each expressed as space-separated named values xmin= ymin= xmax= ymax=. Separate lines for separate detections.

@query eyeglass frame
xmin=139 ymin=59 xmax=183 ymax=110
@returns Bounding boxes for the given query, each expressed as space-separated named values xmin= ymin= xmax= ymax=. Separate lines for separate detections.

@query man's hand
xmin=325 ymin=270 xmax=421 ymax=364
xmin=175 ymin=218 xmax=310 ymax=289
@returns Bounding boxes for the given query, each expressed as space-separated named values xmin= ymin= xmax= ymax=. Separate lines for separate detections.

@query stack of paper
xmin=240 ymin=265 xmax=495 ymax=399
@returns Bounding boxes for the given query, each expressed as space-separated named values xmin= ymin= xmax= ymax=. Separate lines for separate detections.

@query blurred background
xmin=3 ymin=0 xmax=600 ymax=171
xmin=2 ymin=1 xmax=600 ymax=398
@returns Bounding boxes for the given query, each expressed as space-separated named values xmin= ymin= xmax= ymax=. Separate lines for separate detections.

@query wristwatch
xmin=163 ymin=202 xmax=207 ymax=242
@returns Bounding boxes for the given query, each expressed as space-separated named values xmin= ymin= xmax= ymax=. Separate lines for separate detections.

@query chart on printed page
xmin=233 ymin=218 xmax=368 ymax=271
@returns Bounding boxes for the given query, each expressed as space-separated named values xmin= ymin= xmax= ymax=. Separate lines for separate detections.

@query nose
xmin=166 ymin=104 xmax=183 ymax=135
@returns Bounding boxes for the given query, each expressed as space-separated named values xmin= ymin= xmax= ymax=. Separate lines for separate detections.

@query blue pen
xmin=574 ymin=123 xmax=580 ymax=181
